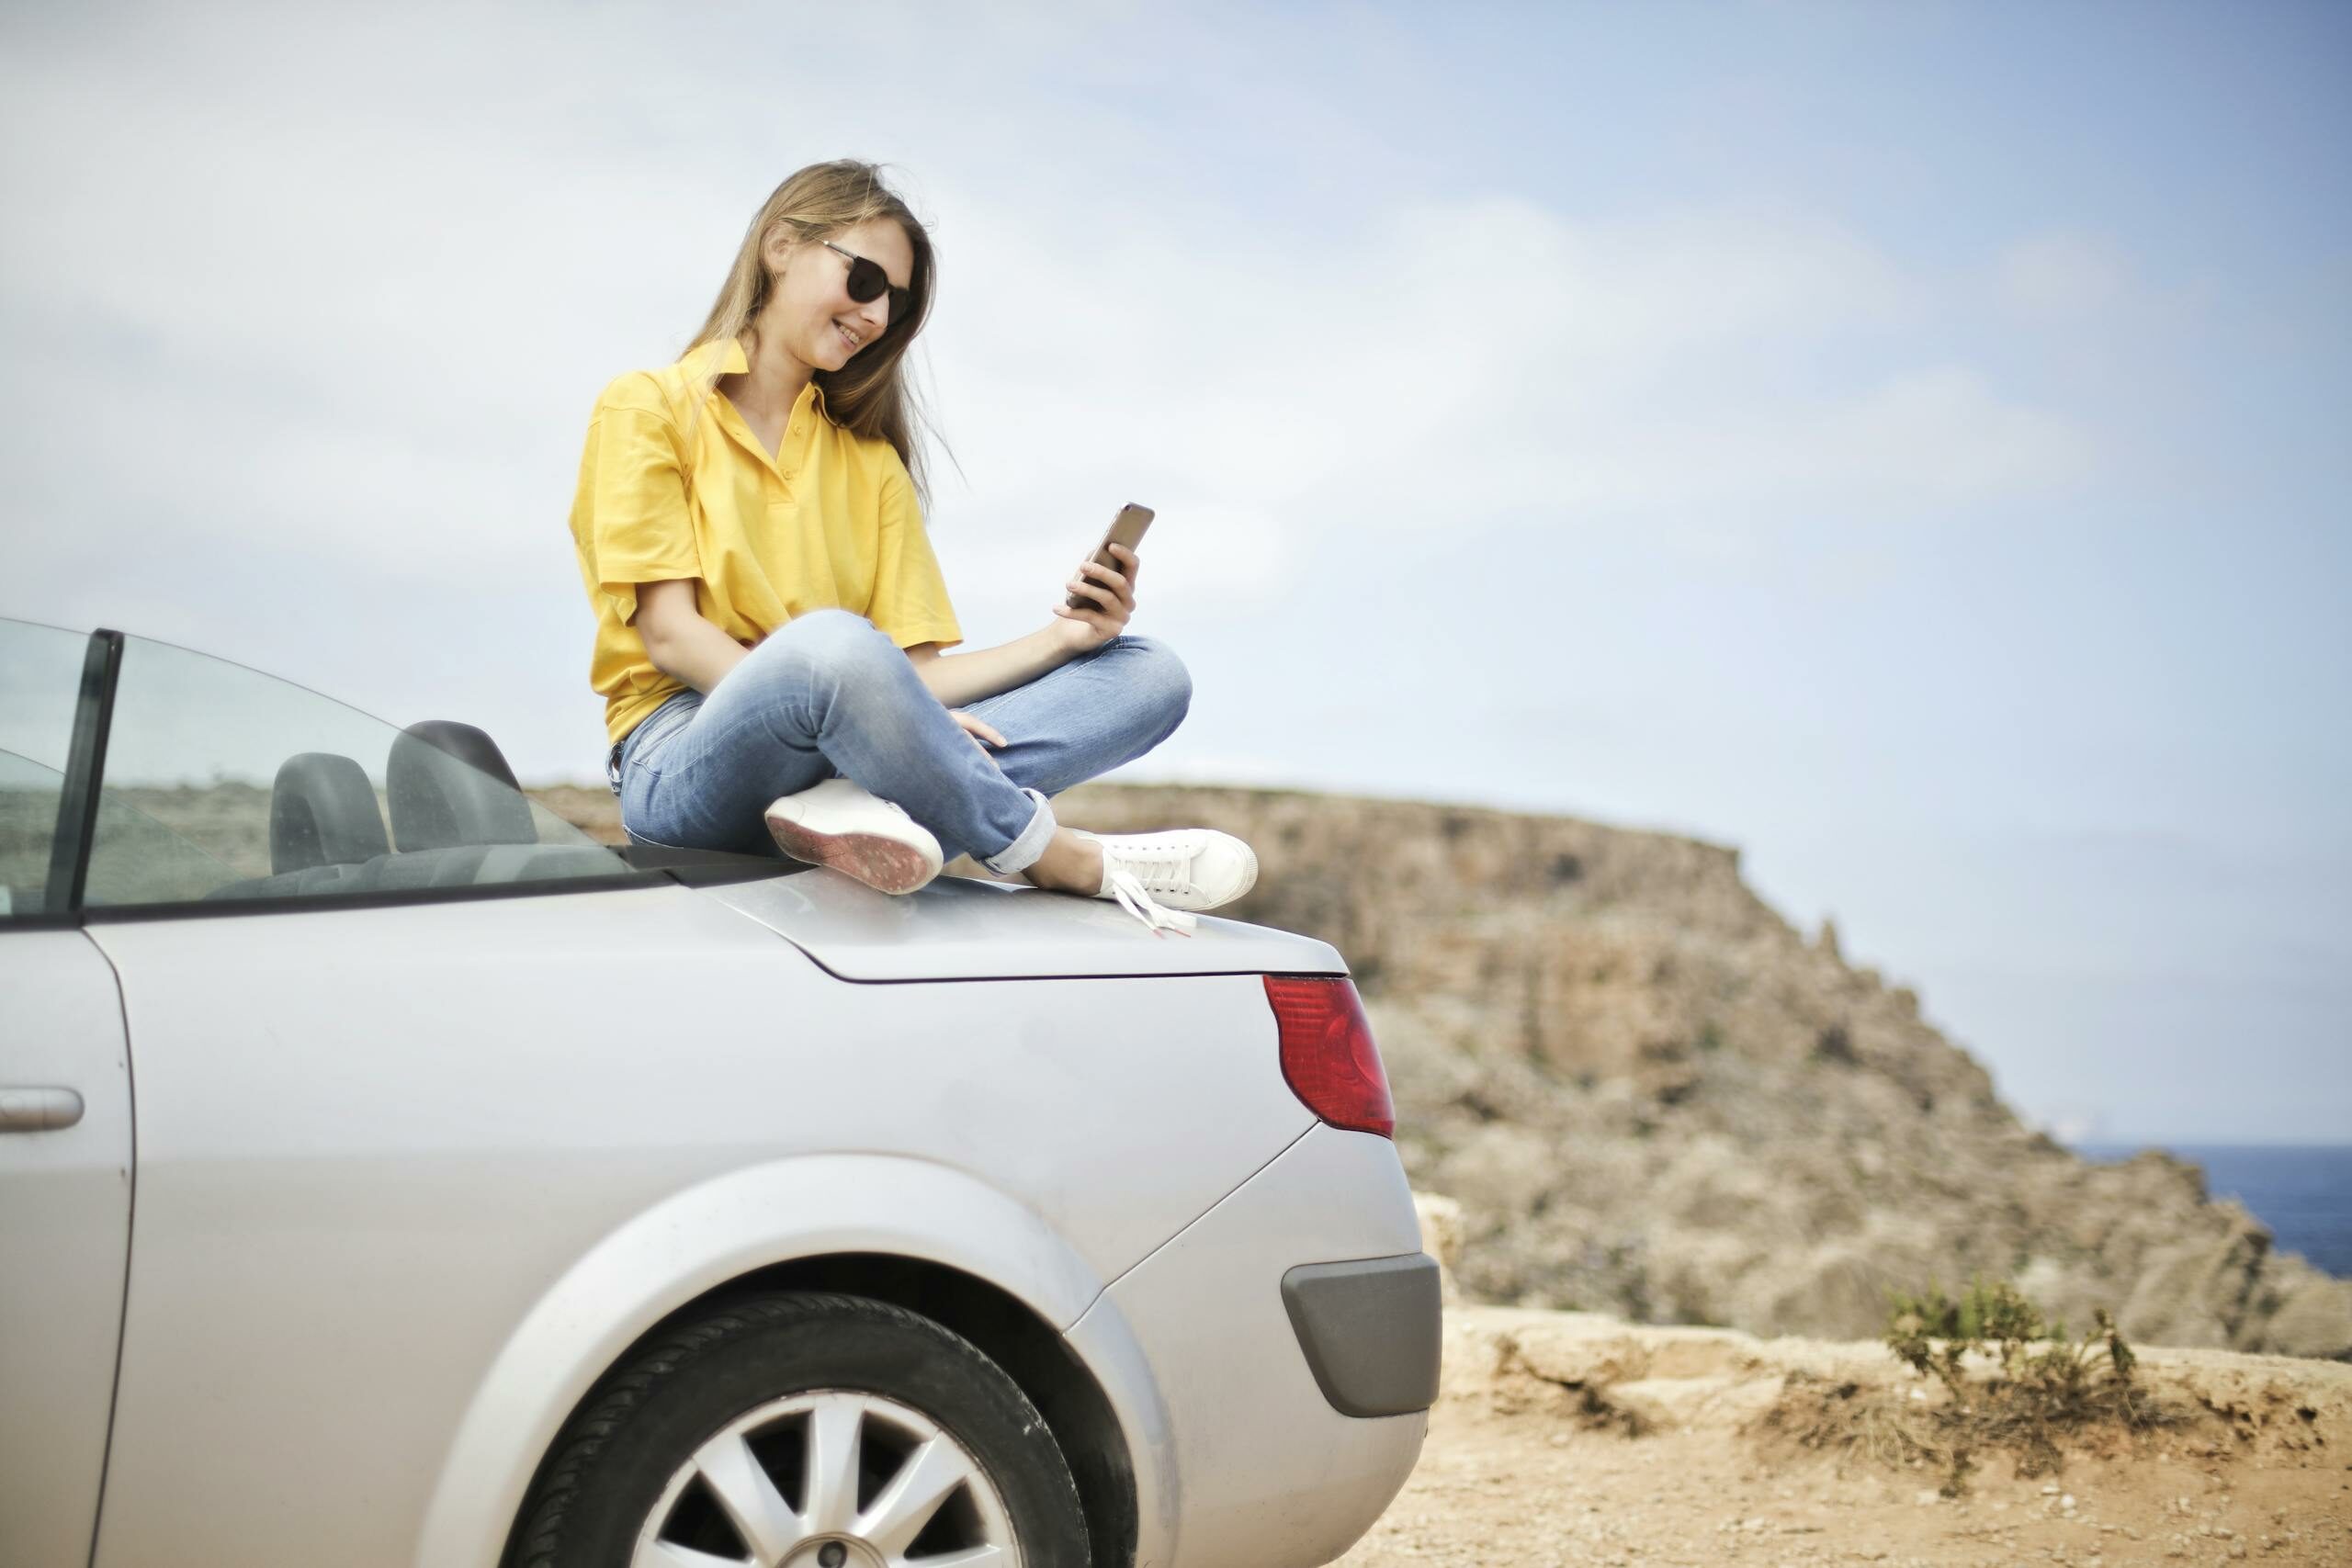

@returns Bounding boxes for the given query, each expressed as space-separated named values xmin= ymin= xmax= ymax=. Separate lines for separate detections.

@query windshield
xmin=3 ymin=618 xmax=639 ymax=912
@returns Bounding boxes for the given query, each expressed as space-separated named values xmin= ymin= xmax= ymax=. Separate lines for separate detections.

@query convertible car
xmin=0 ymin=617 xmax=1437 ymax=1568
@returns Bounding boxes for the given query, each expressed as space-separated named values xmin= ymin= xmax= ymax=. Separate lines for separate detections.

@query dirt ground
xmin=1334 ymin=1307 xmax=2352 ymax=1568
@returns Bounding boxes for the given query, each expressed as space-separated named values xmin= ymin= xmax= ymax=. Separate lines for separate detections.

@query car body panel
xmin=1072 ymin=1122 xmax=1430 ymax=1568
xmin=707 ymin=869 xmax=1347 ymax=980
xmin=80 ymin=881 xmax=1317 ymax=1567
xmin=0 ymin=930 xmax=132 ymax=1568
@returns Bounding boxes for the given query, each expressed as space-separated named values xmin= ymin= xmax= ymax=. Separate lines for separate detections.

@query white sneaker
xmin=763 ymin=779 xmax=943 ymax=895
xmin=1080 ymin=829 xmax=1258 ymax=936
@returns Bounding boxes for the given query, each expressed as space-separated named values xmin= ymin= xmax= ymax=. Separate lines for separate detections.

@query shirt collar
xmin=689 ymin=336 xmax=830 ymax=415
xmin=688 ymin=336 xmax=750 ymax=377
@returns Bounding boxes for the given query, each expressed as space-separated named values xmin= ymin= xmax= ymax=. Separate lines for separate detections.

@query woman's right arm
xmin=636 ymin=579 xmax=749 ymax=694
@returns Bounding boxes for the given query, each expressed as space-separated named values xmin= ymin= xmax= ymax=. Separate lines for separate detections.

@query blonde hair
xmin=680 ymin=161 xmax=942 ymax=503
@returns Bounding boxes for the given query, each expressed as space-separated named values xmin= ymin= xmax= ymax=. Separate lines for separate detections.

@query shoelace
xmin=1097 ymin=838 xmax=1203 ymax=936
xmin=1115 ymin=836 xmax=1199 ymax=889
xmin=1104 ymin=866 xmax=1197 ymax=936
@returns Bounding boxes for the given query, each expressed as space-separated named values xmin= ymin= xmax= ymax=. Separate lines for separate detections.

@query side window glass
xmin=84 ymin=634 xmax=633 ymax=908
xmin=0 ymin=619 xmax=90 ymax=918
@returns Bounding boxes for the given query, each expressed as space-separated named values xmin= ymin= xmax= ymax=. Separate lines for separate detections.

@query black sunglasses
xmin=820 ymin=240 xmax=914 ymax=325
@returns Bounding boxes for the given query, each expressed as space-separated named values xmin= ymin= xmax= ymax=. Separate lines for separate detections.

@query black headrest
xmin=388 ymin=720 xmax=537 ymax=852
xmin=269 ymin=751 xmax=391 ymax=874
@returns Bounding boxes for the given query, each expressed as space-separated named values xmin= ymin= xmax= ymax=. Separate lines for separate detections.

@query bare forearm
xmin=909 ymin=625 xmax=1075 ymax=707
xmin=645 ymin=614 xmax=748 ymax=694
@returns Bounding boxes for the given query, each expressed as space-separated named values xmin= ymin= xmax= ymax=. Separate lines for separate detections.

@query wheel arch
xmin=503 ymin=1255 xmax=1140 ymax=1568
xmin=413 ymin=1154 xmax=1164 ymax=1568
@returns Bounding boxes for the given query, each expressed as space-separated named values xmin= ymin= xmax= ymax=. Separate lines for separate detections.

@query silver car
xmin=0 ymin=616 xmax=1437 ymax=1568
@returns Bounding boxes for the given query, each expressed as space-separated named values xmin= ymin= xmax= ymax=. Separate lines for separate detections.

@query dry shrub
xmin=1761 ymin=1372 xmax=1950 ymax=1478
xmin=1761 ymin=1278 xmax=2184 ymax=1495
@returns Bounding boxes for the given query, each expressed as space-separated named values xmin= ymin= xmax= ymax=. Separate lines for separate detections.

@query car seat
xmin=388 ymin=720 xmax=537 ymax=852
xmin=268 ymin=752 xmax=390 ymax=874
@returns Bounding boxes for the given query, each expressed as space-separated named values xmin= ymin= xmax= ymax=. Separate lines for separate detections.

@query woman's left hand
xmin=951 ymin=708 xmax=1007 ymax=765
xmin=1052 ymin=543 xmax=1139 ymax=652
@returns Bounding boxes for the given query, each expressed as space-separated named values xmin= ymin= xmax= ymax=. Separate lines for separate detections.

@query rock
xmin=1762 ymin=1247 xmax=1909 ymax=1342
xmin=1608 ymin=1373 xmax=1781 ymax=1432
xmin=2257 ymin=1269 xmax=2352 ymax=1360
xmin=1413 ymin=1190 xmax=1465 ymax=1304
xmin=2121 ymin=1213 xmax=2271 ymax=1349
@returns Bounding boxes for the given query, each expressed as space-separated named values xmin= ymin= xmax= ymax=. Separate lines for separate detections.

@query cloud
xmin=1996 ymin=231 xmax=2137 ymax=321
xmin=925 ymin=197 xmax=2087 ymax=573
xmin=1533 ymin=365 xmax=2094 ymax=513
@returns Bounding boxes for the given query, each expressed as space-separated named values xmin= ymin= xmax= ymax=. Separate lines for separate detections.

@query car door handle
xmin=0 ymin=1087 xmax=86 ymax=1132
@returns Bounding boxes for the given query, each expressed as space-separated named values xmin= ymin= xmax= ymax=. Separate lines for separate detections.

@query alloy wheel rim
xmin=631 ymin=1387 xmax=1021 ymax=1568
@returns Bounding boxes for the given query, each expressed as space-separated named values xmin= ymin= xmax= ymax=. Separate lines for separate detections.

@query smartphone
xmin=1066 ymin=502 xmax=1155 ymax=610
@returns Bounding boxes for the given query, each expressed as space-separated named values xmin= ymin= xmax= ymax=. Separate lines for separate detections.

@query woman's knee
xmin=1114 ymin=635 xmax=1192 ymax=732
xmin=749 ymin=609 xmax=902 ymax=694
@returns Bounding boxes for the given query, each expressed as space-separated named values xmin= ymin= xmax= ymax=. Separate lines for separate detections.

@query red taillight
xmin=1263 ymin=976 xmax=1395 ymax=1138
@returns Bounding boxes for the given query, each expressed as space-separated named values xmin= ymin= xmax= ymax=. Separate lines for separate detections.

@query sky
xmin=2 ymin=0 xmax=2346 ymax=1141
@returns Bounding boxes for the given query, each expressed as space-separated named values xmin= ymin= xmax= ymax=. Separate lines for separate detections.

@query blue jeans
xmin=612 ymin=609 xmax=1192 ymax=874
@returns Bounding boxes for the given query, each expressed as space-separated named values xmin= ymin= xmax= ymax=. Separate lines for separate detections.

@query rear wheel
xmin=514 ymin=1292 xmax=1091 ymax=1568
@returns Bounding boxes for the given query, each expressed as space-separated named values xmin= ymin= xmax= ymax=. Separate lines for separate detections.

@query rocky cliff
xmin=533 ymin=779 xmax=2352 ymax=1359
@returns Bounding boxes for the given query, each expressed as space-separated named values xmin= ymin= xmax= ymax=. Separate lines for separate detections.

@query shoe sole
xmin=764 ymin=811 xmax=938 ymax=895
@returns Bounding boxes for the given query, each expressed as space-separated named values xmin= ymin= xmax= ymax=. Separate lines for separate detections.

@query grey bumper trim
xmin=1281 ymin=1252 xmax=1442 ymax=1418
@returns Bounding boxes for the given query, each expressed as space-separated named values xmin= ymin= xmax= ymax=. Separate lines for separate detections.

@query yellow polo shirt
xmin=569 ymin=338 xmax=964 ymax=745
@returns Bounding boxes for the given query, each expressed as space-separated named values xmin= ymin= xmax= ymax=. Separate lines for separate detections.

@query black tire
xmin=513 ymin=1291 xmax=1091 ymax=1568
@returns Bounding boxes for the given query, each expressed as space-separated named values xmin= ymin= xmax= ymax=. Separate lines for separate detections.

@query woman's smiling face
xmin=762 ymin=217 xmax=915 ymax=372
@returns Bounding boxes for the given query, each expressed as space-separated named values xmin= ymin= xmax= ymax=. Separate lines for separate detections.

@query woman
xmin=568 ymin=161 xmax=1254 ymax=934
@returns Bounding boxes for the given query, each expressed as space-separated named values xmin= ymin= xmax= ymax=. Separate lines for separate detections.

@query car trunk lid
xmin=699 ymin=870 xmax=1346 ymax=981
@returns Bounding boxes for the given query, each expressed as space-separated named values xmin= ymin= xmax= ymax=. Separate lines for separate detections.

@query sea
xmin=2073 ymin=1143 xmax=2352 ymax=1280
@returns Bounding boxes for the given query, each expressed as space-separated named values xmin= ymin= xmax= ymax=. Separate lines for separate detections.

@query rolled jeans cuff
xmin=981 ymin=787 xmax=1057 ymax=877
